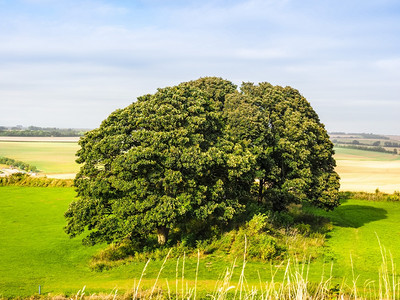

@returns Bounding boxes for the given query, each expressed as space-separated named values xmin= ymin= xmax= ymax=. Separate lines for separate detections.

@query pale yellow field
xmin=334 ymin=147 xmax=400 ymax=193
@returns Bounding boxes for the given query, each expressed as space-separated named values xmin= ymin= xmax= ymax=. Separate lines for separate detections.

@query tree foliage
xmin=225 ymin=82 xmax=339 ymax=211
xmin=65 ymin=78 xmax=255 ymax=246
xmin=65 ymin=77 xmax=340 ymax=246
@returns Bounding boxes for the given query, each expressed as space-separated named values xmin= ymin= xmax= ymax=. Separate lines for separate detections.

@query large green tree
xmin=64 ymin=78 xmax=255 ymax=245
xmin=225 ymin=82 xmax=340 ymax=211
xmin=65 ymin=77 xmax=340 ymax=247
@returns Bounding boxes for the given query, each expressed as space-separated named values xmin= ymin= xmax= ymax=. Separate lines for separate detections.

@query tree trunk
xmin=157 ymin=226 xmax=169 ymax=245
xmin=258 ymin=178 xmax=264 ymax=202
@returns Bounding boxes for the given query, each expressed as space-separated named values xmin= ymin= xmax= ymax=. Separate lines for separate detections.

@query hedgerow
xmin=339 ymin=190 xmax=400 ymax=202
xmin=0 ymin=173 xmax=73 ymax=187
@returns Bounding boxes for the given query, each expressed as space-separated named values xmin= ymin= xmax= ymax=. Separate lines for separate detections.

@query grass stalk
xmin=182 ymin=252 xmax=185 ymax=299
xmin=165 ymin=278 xmax=171 ymax=300
xmin=133 ymin=259 xmax=151 ymax=300
xmin=194 ymin=250 xmax=200 ymax=300
xmin=175 ymin=256 xmax=180 ymax=299
xmin=150 ymin=249 xmax=171 ymax=299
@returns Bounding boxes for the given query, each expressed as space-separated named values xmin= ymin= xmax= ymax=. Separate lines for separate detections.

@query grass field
xmin=334 ymin=147 xmax=400 ymax=193
xmin=308 ymin=199 xmax=400 ymax=284
xmin=1 ymin=186 xmax=400 ymax=298
xmin=0 ymin=141 xmax=80 ymax=174
xmin=0 ymin=187 xmax=262 ymax=297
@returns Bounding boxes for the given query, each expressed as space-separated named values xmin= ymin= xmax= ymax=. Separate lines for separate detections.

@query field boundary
xmin=0 ymin=136 xmax=80 ymax=142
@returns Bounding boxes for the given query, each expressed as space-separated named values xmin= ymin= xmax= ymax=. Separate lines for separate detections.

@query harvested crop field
xmin=334 ymin=147 xmax=400 ymax=193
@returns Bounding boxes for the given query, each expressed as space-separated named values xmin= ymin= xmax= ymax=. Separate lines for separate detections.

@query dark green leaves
xmin=65 ymin=77 xmax=340 ymax=246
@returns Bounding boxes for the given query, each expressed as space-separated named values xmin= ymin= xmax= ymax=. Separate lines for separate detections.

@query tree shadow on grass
xmin=328 ymin=205 xmax=387 ymax=228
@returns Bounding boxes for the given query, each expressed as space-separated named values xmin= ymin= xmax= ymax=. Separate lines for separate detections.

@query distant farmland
xmin=334 ymin=147 xmax=400 ymax=193
xmin=0 ymin=138 xmax=80 ymax=176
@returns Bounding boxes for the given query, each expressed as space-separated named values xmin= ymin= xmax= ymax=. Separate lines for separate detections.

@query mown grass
xmin=0 ymin=142 xmax=79 ymax=174
xmin=0 ymin=187 xmax=102 ymax=297
xmin=2 ymin=186 xmax=400 ymax=298
xmin=307 ymin=198 xmax=400 ymax=284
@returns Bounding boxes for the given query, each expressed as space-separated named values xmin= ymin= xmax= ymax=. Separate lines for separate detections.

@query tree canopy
xmin=64 ymin=78 xmax=255 ymax=245
xmin=64 ymin=77 xmax=340 ymax=246
xmin=225 ymin=82 xmax=339 ymax=211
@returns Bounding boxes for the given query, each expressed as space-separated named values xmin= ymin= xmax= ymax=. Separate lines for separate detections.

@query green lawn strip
xmin=334 ymin=147 xmax=400 ymax=161
xmin=0 ymin=142 xmax=80 ymax=173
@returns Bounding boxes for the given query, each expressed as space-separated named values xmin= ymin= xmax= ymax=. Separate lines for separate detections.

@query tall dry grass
xmin=30 ymin=236 xmax=399 ymax=300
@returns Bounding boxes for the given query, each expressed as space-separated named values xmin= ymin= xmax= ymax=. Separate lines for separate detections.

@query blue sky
xmin=1 ymin=0 xmax=399 ymax=134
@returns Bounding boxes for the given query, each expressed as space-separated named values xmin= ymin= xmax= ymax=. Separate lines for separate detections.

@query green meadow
xmin=0 ymin=142 xmax=80 ymax=174
xmin=308 ymin=199 xmax=400 ymax=283
xmin=0 ymin=186 xmax=262 ymax=297
xmin=1 ymin=186 xmax=399 ymax=297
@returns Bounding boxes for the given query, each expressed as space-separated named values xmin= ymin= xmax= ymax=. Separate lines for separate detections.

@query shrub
xmin=227 ymin=214 xmax=284 ymax=260
xmin=295 ymin=223 xmax=311 ymax=236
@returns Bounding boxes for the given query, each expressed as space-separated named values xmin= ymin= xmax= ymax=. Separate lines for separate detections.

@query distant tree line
xmin=0 ymin=156 xmax=39 ymax=172
xmin=331 ymin=139 xmax=397 ymax=147
xmin=340 ymin=190 xmax=400 ymax=202
xmin=383 ymin=141 xmax=400 ymax=147
xmin=357 ymin=140 xmax=400 ymax=148
xmin=329 ymin=132 xmax=389 ymax=140
xmin=336 ymin=144 xmax=398 ymax=154
xmin=0 ymin=126 xmax=87 ymax=137
xmin=357 ymin=133 xmax=389 ymax=140
xmin=332 ymin=138 xmax=399 ymax=154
